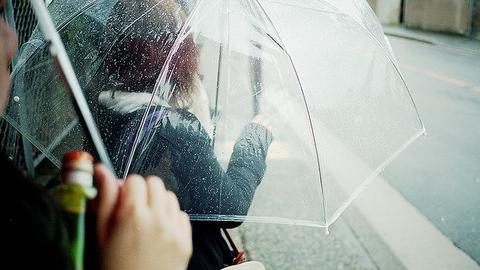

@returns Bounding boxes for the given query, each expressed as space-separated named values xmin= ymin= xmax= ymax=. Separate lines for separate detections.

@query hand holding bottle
xmin=95 ymin=165 xmax=192 ymax=270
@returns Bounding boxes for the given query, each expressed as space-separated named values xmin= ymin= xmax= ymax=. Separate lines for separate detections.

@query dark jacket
xmin=100 ymin=105 xmax=273 ymax=269
xmin=0 ymin=154 xmax=72 ymax=270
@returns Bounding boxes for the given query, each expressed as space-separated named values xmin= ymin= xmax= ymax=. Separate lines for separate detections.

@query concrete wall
xmin=404 ymin=0 xmax=471 ymax=34
xmin=368 ymin=0 xmax=402 ymax=24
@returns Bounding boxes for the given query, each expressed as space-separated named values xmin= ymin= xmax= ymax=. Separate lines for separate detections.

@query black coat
xmin=101 ymin=105 xmax=273 ymax=269
xmin=0 ymin=154 xmax=72 ymax=270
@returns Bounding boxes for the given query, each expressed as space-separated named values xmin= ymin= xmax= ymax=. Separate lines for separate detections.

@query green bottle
xmin=51 ymin=151 xmax=97 ymax=270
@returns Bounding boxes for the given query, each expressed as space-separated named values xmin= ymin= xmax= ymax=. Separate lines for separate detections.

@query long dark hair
xmin=102 ymin=0 xmax=198 ymax=108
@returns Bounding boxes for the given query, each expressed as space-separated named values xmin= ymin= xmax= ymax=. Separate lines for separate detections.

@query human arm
xmin=166 ymin=116 xmax=273 ymax=217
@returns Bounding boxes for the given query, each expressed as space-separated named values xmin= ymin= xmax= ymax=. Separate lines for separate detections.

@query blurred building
xmin=368 ymin=0 xmax=480 ymax=39
xmin=368 ymin=0 xmax=402 ymax=24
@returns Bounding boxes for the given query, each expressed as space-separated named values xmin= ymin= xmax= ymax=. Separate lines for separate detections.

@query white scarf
xmin=98 ymin=80 xmax=214 ymax=137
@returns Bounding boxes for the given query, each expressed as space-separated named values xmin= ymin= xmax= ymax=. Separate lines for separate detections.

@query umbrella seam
xmin=122 ymin=0 xmax=207 ymax=177
xmin=254 ymin=0 xmax=329 ymax=227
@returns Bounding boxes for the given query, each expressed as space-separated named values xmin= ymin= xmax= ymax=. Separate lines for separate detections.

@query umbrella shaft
xmin=28 ymin=0 xmax=114 ymax=173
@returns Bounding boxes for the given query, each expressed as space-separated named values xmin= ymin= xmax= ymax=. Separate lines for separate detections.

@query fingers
xmin=146 ymin=176 xmax=182 ymax=217
xmin=146 ymin=176 xmax=165 ymax=209
xmin=120 ymin=174 xmax=148 ymax=214
xmin=113 ymin=173 xmax=189 ymax=229
xmin=146 ymin=177 xmax=188 ymax=239
xmin=94 ymin=164 xmax=120 ymax=245
xmin=165 ymin=190 xmax=181 ymax=217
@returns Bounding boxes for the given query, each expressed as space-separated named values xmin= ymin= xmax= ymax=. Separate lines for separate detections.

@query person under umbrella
xmin=86 ymin=0 xmax=273 ymax=269
xmin=0 ymin=1 xmax=192 ymax=268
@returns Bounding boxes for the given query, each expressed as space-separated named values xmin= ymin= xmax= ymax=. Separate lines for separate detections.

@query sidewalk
xmin=231 ymin=177 xmax=480 ymax=270
xmin=383 ymin=25 xmax=480 ymax=57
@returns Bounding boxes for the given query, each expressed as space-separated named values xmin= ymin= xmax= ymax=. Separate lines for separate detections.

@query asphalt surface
xmin=231 ymin=158 xmax=405 ymax=270
xmin=383 ymin=36 xmax=480 ymax=264
xmin=232 ymin=34 xmax=480 ymax=269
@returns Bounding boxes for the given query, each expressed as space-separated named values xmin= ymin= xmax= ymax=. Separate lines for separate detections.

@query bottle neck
xmin=63 ymin=170 xmax=93 ymax=187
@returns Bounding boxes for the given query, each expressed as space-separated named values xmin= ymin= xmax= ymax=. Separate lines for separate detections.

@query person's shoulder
xmin=152 ymin=106 xmax=210 ymax=143
xmin=158 ymin=107 xmax=204 ymax=132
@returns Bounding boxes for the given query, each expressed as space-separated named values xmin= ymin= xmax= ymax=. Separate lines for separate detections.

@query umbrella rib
xmin=55 ymin=0 xmax=98 ymax=32
xmin=211 ymin=0 xmax=228 ymax=149
xmin=339 ymin=12 xmax=426 ymax=132
xmin=254 ymin=0 xmax=328 ymax=227
xmin=122 ymin=0 xmax=207 ymax=178
xmin=11 ymin=0 xmax=100 ymax=75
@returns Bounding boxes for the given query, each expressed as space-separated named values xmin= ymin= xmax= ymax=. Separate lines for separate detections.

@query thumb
xmin=94 ymin=164 xmax=119 ymax=247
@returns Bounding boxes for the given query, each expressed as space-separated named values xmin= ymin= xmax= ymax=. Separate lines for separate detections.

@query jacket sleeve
xmin=169 ymin=120 xmax=273 ymax=219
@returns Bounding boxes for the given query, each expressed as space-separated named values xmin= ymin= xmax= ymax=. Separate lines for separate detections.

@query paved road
xmin=233 ymin=35 xmax=480 ymax=269
xmin=383 ymin=36 xmax=480 ymax=264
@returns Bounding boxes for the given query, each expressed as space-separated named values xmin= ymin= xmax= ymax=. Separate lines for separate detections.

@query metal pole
xmin=248 ymin=0 xmax=264 ymax=117
xmin=28 ymin=0 xmax=115 ymax=173
xmin=211 ymin=0 xmax=230 ymax=148
xmin=250 ymin=42 xmax=262 ymax=117
xmin=403 ymin=0 xmax=408 ymax=27
xmin=467 ymin=0 xmax=475 ymax=37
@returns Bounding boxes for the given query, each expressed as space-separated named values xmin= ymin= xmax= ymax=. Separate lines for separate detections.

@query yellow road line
xmin=400 ymin=63 xmax=480 ymax=93
xmin=424 ymin=71 xmax=472 ymax=88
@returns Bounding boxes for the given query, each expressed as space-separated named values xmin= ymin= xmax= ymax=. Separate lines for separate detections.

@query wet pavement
xmin=232 ymin=29 xmax=480 ymax=269
xmin=383 ymin=34 xmax=480 ymax=263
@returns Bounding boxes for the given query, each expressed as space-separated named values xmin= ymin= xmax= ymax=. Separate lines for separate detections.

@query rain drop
xmin=440 ymin=217 xmax=446 ymax=222
xmin=475 ymin=177 xmax=480 ymax=184
xmin=13 ymin=96 xmax=20 ymax=103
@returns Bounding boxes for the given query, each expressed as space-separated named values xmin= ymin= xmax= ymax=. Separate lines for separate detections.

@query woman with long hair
xmin=89 ymin=0 xmax=272 ymax=269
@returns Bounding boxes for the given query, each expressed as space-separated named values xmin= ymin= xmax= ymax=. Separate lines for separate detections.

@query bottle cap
xmin=62 ymin=150 xmax=94 ymax=175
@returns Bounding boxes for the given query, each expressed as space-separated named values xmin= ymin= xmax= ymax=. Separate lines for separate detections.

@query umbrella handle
xmin=28 ymin=0 xmax=115 ymax=175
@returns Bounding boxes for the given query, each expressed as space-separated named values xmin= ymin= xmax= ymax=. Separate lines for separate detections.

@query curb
xmin=384 ymin=30 xmax=480 ymax=57
xmin=384 ymin=30 xmax=435 ymax=45
xmin=352 ymin=178 xmax=480 ymax=270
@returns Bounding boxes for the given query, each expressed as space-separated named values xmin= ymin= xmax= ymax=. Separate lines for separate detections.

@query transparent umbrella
xmin=4 ymin=0 xmax=425 ymax=229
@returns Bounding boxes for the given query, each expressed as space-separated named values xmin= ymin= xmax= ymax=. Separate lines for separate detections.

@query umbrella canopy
xmin=4 ymin=0 xmax=425 ymax=228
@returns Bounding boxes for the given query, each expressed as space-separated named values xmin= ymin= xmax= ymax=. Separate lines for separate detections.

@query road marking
xmin=400 ymin=63 xmax=480 ymax=93
xmin=307 ymin=122 xmax=479 ymax=269
xmin=424 ymin=71 xmax=472 ymax=88
xmin=400 ymin=62 xmax=423 ymax=73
